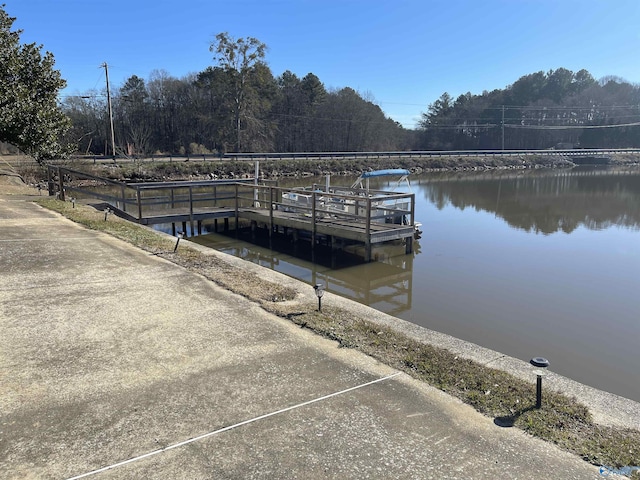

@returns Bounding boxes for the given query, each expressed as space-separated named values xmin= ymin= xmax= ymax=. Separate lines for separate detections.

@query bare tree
xmin=210 ymin=32 xmax=267 ymax=152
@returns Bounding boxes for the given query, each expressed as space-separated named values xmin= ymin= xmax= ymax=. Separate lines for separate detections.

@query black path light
xmin=174 ymin=231 xmax=185 ymax=252
xmin=530 ymin=357 xmax=550 ymax=409
xmin=313 ymin=283 xmax=325 ymax=312
xmin=104 ymin=207 xmax=112 ymax=221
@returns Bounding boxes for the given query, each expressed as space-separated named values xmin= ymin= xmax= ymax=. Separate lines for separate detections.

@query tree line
xmin=1 ymin=2 xmax=639 ymax=161
xmin=61 ymin=32 xmax=409 ymax=157
xmin=418 ymin=68 xmax=640 ymax=151
xmin=60 ymin=62 xmax=640 ymax=157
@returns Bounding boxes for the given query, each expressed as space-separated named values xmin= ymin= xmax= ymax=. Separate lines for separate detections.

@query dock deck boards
xmin=153 ymin=207 xmax=417 ymax=244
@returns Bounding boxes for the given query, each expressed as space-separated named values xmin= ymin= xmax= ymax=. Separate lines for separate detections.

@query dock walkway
xmin=48 ymin=166 xmax=418 ymax=261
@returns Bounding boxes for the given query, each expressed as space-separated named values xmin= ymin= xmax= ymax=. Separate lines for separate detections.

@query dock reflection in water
xmin=181 ymin=166 xmax=639 ymax=402
xmin=193 ymin=231 xmax=419 ymax=317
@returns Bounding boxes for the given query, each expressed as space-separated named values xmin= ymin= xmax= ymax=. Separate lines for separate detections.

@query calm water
xmin=193 ymin=167 xmax=640 ymax=402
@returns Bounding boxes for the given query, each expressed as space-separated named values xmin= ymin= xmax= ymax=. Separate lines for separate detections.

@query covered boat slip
xmin=48 ymin=166 xmax=418 ymax=261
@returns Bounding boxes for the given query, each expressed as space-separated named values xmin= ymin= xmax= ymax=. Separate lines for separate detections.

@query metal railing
xmin=47 ymin=165 xmax=417 ymax=233
xmin=27 ymin=147 xmax=640 ymax=166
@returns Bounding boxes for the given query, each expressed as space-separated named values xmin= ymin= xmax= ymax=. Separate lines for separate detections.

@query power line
xmin=418 ymin=114 xmax=640 ymax=123
xmin=58 ymin=94 xmax=107 ymax=99
xmin=486 ymin=104 xmax=640 ymax=111
xmin=420 ymin=121 xmax=640 ymax=130
xmin=505 ymin=122 xmax=640 ymax=130
xmin=421 ymin=124 xmax=499 ymax=130
xmin=266 ymin=112 xmax=401 ymax=127
xmin=375 ymin=100 xmax=640 ymax=110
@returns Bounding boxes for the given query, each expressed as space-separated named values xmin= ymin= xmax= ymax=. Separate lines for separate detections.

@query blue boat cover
xmin=359 ymin=169 xmax=410 ymax=178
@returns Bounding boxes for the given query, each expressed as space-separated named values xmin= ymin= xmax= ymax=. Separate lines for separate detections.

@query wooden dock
xmin=48 ymin=166 xmax=419 ymax=262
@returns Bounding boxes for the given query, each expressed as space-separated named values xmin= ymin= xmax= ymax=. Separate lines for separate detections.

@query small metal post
xmin=104 ymin=207 xmax=112 ymax=221
xmin=536 ymin=375 xmax=543 ymax=409
xmin=313 ymin=283 xmax=325 ymax=312
xmin=71 ymin=197 xmax=76 ymax=208
xmin=530 ymin=357 xmax=550 ymax=409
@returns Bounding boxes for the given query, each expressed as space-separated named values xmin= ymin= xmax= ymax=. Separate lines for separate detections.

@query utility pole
xmin=501 ymin=105 xmax=505 ymax=151
xmin=101 ymin=62 xmax=116 ymax=162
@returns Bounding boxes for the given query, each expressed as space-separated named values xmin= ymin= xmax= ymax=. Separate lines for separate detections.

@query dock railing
xmin=48 ymin=165 xmax=256 ymax=221
xmin=47 ymin=165 xmax=417 ymax=245
xmin=49 ymin=165 xmax=415 ymax=225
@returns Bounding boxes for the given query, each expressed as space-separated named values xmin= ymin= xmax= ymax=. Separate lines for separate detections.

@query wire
xmin=486 ymin=105 xmax=640 ymax=111
xmin=58 ymin=94 xmax=107 ymax=99
xmin=505 ymin=122 xmax=640 ymax=130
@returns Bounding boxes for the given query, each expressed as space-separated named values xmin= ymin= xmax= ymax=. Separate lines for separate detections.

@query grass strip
xmin=35 ymin=198 xmax=297 ymax=303
xmin=269 ymin=306 xmax=640 ymax=473
xmin=37 ymin=197 xmax=640 ymax=477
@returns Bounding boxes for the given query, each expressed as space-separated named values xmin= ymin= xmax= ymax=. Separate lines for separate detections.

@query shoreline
xmin=1 ymin=191 xmax=612 ymax=479
xmin=23 ymin=191 xmax=640 ymax=471
xmin=181 ymin=235 xmax=640 ymax=431
xmin=4 ymin=176 xmax=639 ymax=429
xmin=7 ymin=152 xmax=640 ymax=185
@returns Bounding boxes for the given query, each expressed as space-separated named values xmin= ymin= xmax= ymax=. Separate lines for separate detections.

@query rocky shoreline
xmin=6 ymin=152 xmax=640 ymax=187
xmin=94 ymin=152 xmax=640 ymax=183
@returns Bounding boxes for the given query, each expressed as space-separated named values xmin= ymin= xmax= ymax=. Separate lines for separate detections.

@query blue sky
xmin=5 ymin=0 xmax=640 ymax=129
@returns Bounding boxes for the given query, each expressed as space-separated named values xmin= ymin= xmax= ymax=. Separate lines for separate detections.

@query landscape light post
xmin=530 ymin=357 xmax=550 ymax=409
xmin=174 ymin=231 xmax=184 ymax=252
xmin=314 ymin=283 xmax=325 ymax=312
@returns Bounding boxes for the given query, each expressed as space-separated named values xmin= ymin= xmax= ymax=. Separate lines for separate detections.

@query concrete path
xmin=0 ymin=195 xmax=601 ymax=479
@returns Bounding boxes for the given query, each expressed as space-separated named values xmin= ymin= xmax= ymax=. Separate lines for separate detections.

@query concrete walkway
xmin=0 ymin=194 xmax=602 ymax=479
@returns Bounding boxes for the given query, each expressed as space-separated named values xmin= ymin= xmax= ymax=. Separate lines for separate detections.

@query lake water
xmin=192 ymin=166 xmax=640 ymax=402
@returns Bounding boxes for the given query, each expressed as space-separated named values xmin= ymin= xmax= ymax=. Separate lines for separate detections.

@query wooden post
xmin=269 ymin=187 xmax=274 ymax=248
xmin=269 ymin=187 xmax=273 ymax=238
xmin=121 ymin=184 xmax=127 ymax=212
xmin=253 ymin=161 xmax=259 ymax=207
xmin=182 ymin=221 xmax=187 ymax=236
xmin=57 ymin=167 xmax=65 ymax=201
xmin=311 ymin=191 xmax=317 ymax=249
xmin=410 ymin=193 xmax=415 ymax=229
xmin=47 ymin=165 xmax=55 ymax=196
xmin=172 ymin=223 xmax=176 ymax=236
xmin=405 ymin=236 xmax=413 ymax=255
xmin=197 ymin=221 xmax=202 ymax=235
xmin=364 ymin=197 xmax=372 ymax=262
xmin=188 ymin=186 xmax=194 ymax=236
xmin=136 ymin=187 xmax=142 ymax=221
xmin=234 ymin=184 xmax=239 ymax=225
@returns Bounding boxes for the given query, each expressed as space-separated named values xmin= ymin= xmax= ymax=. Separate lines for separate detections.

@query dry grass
xmin=35 ymin=198 xmax=297 ymax=303
xmin=37 ymin=196 xmax=640 ymax=477
xmin=268 ymin=304 xmax=640 ymax=472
